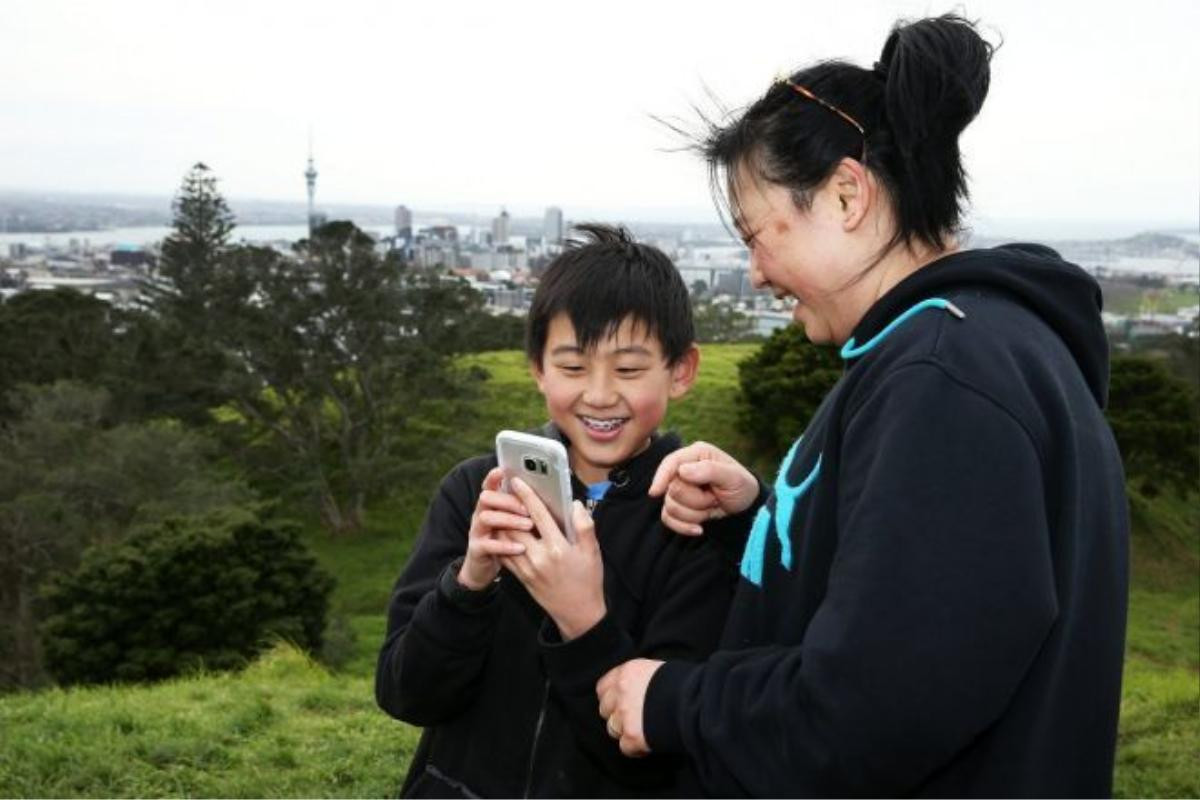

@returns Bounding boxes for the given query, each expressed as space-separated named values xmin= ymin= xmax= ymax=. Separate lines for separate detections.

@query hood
xmin=848 ymin=244 xmax=1111 ymax=406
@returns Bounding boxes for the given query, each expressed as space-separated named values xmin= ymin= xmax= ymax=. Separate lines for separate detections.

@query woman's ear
xmin=830 ymin=157 xmax=872 ymax=232
xmin=668 ymin=345 xmax=701 ymax=399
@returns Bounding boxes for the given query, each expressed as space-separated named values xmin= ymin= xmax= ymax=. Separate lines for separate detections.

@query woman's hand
xmin=596 ymin=658 xmax=664 ymax=757
xmin=457 ymin=468 xmax=532 ymax=590
xmin=499 ymin=478 xmax=606 ymax=640
xmin=648 ymin=441 xmax=760 ymax=535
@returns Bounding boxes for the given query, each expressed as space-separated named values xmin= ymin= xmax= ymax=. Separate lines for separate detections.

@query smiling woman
xmin=598 ymin=14 xmax=1132 ymax=798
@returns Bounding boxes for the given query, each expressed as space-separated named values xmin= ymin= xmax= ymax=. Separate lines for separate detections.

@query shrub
xmin=737 ymin=324 xmax=843 ymax=467
xmin=39 ymin=508 xmax=334 ymax=686
xmin=1106 ymin=355 xmax=1199 ymax=498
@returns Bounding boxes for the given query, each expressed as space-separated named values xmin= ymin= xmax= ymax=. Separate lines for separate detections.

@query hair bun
xmin=878 ymin=14 xmax=993 ymax=151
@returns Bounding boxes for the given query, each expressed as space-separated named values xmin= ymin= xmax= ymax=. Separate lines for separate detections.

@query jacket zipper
xmin=523 ymin=680 xmax=551 ymax=798
xmin=522 ymin=482 xmax=612 ymax=796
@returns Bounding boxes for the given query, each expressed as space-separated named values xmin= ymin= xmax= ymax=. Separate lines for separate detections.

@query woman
xmin=596 ymin=14 xmax=1129 ymax=797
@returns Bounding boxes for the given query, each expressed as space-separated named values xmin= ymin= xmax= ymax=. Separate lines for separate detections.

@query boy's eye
xmin=616 ymin=366 xmax=647 ymax=376
xmin=557 ymin=364 xmax=584 ymax=374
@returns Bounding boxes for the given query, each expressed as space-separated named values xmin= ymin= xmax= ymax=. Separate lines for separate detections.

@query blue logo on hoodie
xmin=740 ymin=438 xmax=823 ymax=587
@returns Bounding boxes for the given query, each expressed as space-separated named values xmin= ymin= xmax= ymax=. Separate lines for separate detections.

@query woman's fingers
xmin=648 ymin=442 xmax=721 ymax=496
xmin=648 ymin=449 xmax=686 ymax=498
xmin=662 ymin=492 xmax=712 ymax=526
xmin=667 ymin=476 xmax=719 ymax=512
xmin=677 ymin=458 xmax=743 ymax=492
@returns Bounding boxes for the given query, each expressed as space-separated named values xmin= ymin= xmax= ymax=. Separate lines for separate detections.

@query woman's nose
xmin=749 ymin=253 xmax=767 ymax=289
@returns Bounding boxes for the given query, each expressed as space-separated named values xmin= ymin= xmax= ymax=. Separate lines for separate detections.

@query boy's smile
xmin=532 ymin=313 xmax=698 ymax=485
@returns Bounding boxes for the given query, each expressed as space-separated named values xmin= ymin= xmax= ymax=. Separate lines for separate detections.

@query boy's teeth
xmin=582 ymin=416 xmax=626 ymax=432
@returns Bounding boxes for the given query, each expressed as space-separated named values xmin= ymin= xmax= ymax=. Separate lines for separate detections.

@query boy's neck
xmin=568 ymin=436 xmax=653 ymax=485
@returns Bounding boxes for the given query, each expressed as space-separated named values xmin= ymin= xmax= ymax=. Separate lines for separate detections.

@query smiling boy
xmin=375 ymin=224 xmax=747 ymax=797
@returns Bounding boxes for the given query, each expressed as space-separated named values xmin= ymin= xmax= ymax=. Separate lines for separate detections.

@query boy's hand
xmin=458 ymin=467 xmax=533 ymax=591
xmin=597 ymin=658 xmax=663 ymax=757
xmin=499 ymin=478 xmax=605 ymax=640
xmin=648 ymin=441 xmax=759 ymax=535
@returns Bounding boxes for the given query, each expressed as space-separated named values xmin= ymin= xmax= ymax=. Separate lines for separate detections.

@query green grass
xmin=1 ymin=343 xmax=1196 ymax=797
xmin=0 ymin=644 xmax=419 ymax=797
xmin=1115 ymin=488 xmax=1200 ymax=798
xmin=1101 ymin=283 xmax=1200 ymax=316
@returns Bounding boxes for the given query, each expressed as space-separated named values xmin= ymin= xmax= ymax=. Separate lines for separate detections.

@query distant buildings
xmin=492 ymin=208 xmax=510 ymax=247
xmin=394 ymin=205 xmax=413 ymax=243
xmin=544 ymin=206 xmax=563 ymax=244
xmin=110 ymin=243 xmax=152 ymax=269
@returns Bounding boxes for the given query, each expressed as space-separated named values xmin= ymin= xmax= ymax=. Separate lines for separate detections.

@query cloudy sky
xmin=3 ymin=0 xmax=1197 ymax=232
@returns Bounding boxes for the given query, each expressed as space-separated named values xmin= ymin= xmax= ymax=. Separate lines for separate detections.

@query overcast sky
xmin=3 ymin=0 xmax=1197 ymax=232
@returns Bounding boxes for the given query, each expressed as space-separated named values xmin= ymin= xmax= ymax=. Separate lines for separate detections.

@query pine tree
xmin=155 ymin=162 xmax=235 ymax=320
xmin=136 ymin=163 xmax=240 ymax=425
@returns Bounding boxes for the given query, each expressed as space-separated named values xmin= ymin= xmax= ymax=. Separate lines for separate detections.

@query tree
xmin=139 ymin=162 xmax=239 ymax=425
xmin=40 ymin=507 xmax=333 ymax=686
xmin=0 ymin=287 xmax=229 ymax=427
xmin=0 ymin=381 xmax=256 ymax=689
xmin=693 ymin=301 xmax=761 ymax=343
xmin=153 ymin=161 xmax=235 ymax=316
xmin=454 ymin=310 xmax=527 ymax=353
xmin=737 ymin=324 xmax=843 ymax=469
xmin=0 ymin=289 xmax=125 ymax=421
xmin=1106 ymin=355 xmax=1199 ymax=497
xmin=208 ymin=223 xmax=484 ymax=533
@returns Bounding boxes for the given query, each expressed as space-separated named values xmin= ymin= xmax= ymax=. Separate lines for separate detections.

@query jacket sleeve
xmin=642 ymin=362 xmax=1060 ymax=796
xmin=538 ymin=523 xmax=740 ymax=788
xmin=374 ymin=461 xmax=502 ymax=726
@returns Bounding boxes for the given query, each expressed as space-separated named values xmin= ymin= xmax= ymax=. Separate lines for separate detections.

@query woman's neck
xmin=869 ymin=236 xmax=958 ymax=305
xmin=832 ymin=234 xmax=958 ymax=343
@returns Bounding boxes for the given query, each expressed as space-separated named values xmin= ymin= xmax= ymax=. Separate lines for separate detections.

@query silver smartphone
xmin=495 ymin=430 xmax=576 ymax=543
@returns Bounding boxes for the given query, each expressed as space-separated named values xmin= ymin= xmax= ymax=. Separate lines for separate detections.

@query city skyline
xmin=3 ymin=0 xmax=1197 ymax=233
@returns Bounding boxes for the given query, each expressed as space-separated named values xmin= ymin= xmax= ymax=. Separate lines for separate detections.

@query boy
xmin=375 ymin=224 xmax=748 ymax=797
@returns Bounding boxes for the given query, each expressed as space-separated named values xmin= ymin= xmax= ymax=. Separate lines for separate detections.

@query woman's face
xmin=731 ymin=168 xmax=864 ymax=345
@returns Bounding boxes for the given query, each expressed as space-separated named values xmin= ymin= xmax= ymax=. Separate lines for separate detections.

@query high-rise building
xmin=544 ymin=206 xmax=563 ymax=244
xmin=394 ymin=205 xmax=413 ymax=242
xmin=492 ymin=208 xmax=510 ymax=247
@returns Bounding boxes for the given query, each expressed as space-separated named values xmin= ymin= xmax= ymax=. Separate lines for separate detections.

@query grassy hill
xmin=1 ymin=345 xmax=1196 ymax=797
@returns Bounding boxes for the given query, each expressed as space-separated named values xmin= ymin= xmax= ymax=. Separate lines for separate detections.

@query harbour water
xmin=0 ymin=224 xmax=396 ymax=250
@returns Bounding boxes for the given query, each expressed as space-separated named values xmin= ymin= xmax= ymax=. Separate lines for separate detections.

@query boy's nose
xmin=582 ymin=374 xmax=618 ymax=407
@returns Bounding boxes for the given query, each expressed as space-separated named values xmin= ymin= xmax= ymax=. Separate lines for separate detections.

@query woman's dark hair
xmin=704 ymin=14 xmax=994 ymax=256
xmin=525 ymin=223 xmax=694 ymax=368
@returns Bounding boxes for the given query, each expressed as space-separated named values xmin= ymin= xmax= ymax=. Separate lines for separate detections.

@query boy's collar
xmin=535 ymin=421 xmax=681 ymax=495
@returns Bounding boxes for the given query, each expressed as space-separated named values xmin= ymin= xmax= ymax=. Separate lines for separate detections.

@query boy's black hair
xmin=701 ymin=14 xmax=994 ymax=257
xmin=525 ymin=223 xmax=694 ymax=368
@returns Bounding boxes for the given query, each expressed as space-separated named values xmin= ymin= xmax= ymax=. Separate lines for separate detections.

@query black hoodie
xmin=376 ymin=427 xmax=745 ymax=797
xmin=643 ymin=245 xmax=1130 ymax=797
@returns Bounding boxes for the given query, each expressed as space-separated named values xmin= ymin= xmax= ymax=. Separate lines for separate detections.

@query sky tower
xmin=304 ymin=134 xmax=318 ymax=237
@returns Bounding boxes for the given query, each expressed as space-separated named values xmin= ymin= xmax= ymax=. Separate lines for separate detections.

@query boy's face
xmin=531 ymin=313 xmax=699 ymax=485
